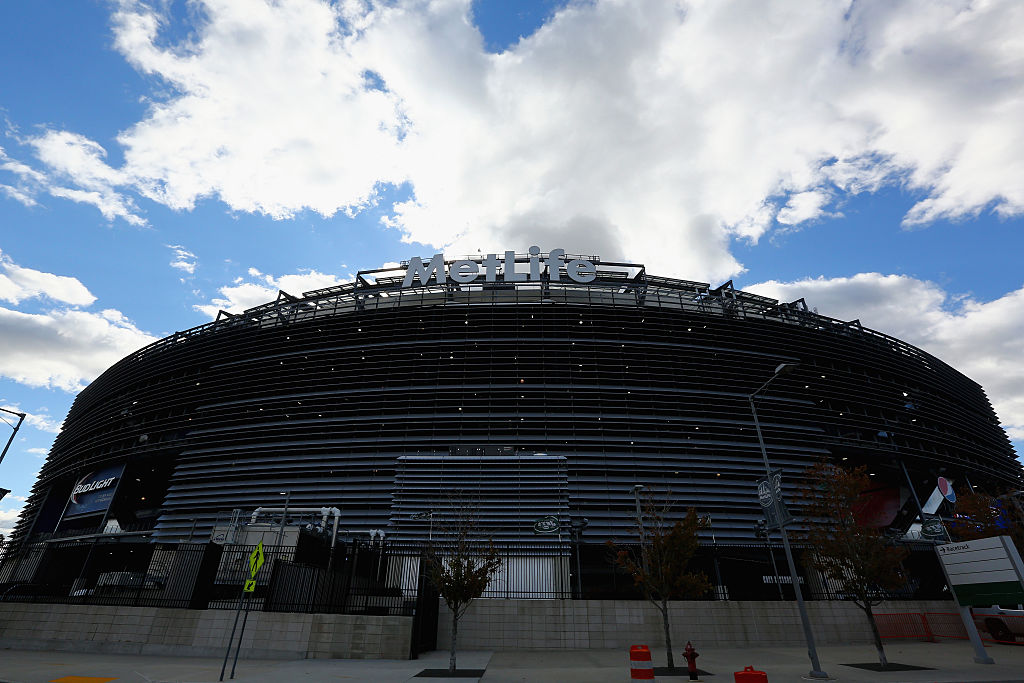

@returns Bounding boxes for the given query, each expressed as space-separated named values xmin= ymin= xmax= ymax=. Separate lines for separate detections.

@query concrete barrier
xmin=436 ymin=599 xmax=954 ymax=650
xmin=0 ymin=602 xmax=412 ymax=659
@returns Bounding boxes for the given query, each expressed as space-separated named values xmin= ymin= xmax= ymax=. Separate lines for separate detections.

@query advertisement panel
xmin=62 ymin=463 xmax=125 ymax=519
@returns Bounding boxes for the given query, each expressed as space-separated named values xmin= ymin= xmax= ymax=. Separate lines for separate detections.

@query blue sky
xmin=2 ymin=0 xmax=1024 ymax=535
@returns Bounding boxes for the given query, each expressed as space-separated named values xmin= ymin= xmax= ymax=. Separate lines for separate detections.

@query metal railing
xmin=0 ymin=539 xmax=952 ymax=614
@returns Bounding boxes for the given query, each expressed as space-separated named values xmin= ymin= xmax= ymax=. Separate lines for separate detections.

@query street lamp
xmin=0 ymin=407 xmax=27 ymax=468
xmin=412 ymin=510 xmax=434 ymax=542
xmin=631 ymin=484 xmax=645 ymax=528
xmin=754 ymin=520 xmax=785 ymax=600
xmin=569 ymin=517 xmax=589 ymax=599
xmin=749 ymin=362 xmax=829 ymax=680
xmin=275 ymin=490 xmax=291 ymax=547
xmin=631 ymin=484 xmax=648 ymax=574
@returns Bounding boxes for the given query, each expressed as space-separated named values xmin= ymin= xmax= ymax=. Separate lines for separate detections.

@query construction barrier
xmin=734 ymin=665 xmax=768 ymax=682
xmin=877 ymin=611 xmax=1023 ymax=644
xmin=630 ymin=644 xmax=655 ymax=680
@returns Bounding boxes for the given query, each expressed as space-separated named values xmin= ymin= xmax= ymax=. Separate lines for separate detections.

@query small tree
xmin=608 ymin=492 xmax=711 ymax=669
xmin=798 ymin=462 xmax=909 ymax=669
xmin=424 ymin=495 xmax=502 ymax=673
xmin=950 ymin=490 xmax=1003 ymax=540
xmin=949 ymin=489 xmax=1024 ymax=556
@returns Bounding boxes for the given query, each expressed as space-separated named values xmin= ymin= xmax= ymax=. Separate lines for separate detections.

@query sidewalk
xmin=2 ymin=641 xmax=1023 ymax=683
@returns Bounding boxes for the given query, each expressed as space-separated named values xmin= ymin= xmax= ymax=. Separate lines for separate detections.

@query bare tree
xmin=608 ymin=491 xmax=711 ymax=670
xmin=798 ymin=462 xmax=909 ymax=669
xmin=424 ymin=493 xmax=502 ymax=673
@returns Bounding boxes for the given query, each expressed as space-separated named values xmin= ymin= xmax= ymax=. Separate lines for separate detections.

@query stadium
xmin=2 ymin=248 xmax=1020 ymax=603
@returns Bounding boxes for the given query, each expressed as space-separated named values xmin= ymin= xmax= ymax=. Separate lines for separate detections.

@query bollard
xmin=734 ymin=665 xmax=768 ymax=682
xmin=630 ymin=644 xmax=655 ymax=681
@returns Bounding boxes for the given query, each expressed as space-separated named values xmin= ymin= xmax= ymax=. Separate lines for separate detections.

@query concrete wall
xmin=0 ymin=603 xmax=412 ymax=659
xmin=437 ymin=599 xmax=953 ymax=650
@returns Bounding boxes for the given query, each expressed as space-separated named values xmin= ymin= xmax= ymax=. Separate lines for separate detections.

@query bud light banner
xmin=63 ymin=464 xmax=124 ymax=518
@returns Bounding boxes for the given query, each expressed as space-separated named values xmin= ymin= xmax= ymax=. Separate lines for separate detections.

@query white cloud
xmin=0 ymin=505 xmax=22 ymax=539
xmin=776 ymin=191 xmax=834 ymax=226
xmin=30 ymin=131 xmax=147 ymax=226
xmin=748 ymin=273 xmax=1024 ymax=441
xmin=0 ymin=405 xmax=62 ymax=434
xmin=0 ymin=184 xmax=38 ymax=207
xmin=0 ymin=307 xmax=157 ymax=392
xmin=0 ymin=147 xmax=46 ymax=183
xmin=4 ymin=1 xmax=1024 ymax=279
xmin=0 ymin=254 xmax=157 ymax=392
xmin=167 ymin=244 xmax=198 ymax=275
xmin=0 ymin=250 xmax=96 ymax=306
xmin=26 ymin=447 xmax=48 ymax=458
xmin=0 ymin=136 xmax=146 ymax=226
xmin=195 ymin=268 xmax=352 ymax=318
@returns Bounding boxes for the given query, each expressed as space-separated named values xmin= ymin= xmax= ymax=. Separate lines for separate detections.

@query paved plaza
xmin=2 ymin=641 xmax=1024 ymax=683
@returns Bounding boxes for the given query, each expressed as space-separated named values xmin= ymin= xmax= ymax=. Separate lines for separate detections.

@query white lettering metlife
xmin=401 ymin=247 xmax=596 ymax=288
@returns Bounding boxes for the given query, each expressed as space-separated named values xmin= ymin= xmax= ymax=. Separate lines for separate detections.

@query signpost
xmin=934 ymin=536 xmax=1024 ymax=665
xmin=937 ymin=536 xmax=1024 ymax=607
xmin=221 ymin=541 xmax=266 ymax=680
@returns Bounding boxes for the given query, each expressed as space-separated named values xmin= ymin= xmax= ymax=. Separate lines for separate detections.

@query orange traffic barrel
xmin=734 ymin=665 xmax=768 ymax=682
xmin=630 ymin=644 xmax=655 ymax=680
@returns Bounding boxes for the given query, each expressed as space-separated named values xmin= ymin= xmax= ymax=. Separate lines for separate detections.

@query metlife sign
xmin=402 ymin=247 xmax=596 ymax=288
xmin=63 ymin=463 xmax=124 ymax=519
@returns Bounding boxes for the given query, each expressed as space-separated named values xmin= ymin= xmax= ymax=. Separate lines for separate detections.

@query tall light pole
xmin=0 ymin=407 xmax=27 ymax=468
xmin=631 ymin=484 xmax=648 ymax=574
xmin=749 ymin=362 xmax=828 ymax=680
xmin=275 ymin=490 xmax=291 ymax=548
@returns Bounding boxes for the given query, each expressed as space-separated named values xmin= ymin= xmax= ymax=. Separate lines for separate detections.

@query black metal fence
xmin=0 ymin=538 xmax=951 ymax=614
xmin=0 ymin=541 xmax=221 ymax=609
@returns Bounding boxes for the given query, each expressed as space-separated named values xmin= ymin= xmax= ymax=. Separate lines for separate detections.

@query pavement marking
xmin=48 ymin=677 xmax=118 ymax=683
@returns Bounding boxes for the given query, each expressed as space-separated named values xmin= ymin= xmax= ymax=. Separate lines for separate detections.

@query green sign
xmin=243 ymin=579 xmax=256 ymax=593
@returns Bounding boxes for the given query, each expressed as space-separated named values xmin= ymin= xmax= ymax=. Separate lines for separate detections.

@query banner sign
xmin=936 ymin=536 xmax=1024 ymax=607
xmin=756 ymin=470 xmax=793 ymax=529
xmin=63 ymin=463 xmax=124 ymax=518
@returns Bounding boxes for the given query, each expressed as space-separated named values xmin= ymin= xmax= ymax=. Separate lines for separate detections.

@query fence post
xmin=341 ymin=541 xmax=358 ymax=614
xmin=920 ymin=613 xmax=936 ymax=642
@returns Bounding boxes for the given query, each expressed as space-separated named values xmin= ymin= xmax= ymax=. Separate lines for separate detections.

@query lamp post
xmin=754 ymin=520 xmax=785 ymax=600
xmin=631 ymin=484 xmax=648 ymax=574
xmin=570 ymin=517 xmax=589 ymax=599
xmin=275 ymin=490 xmax=291 ymax=548
xmin=412 ymin=510 xmax=433 ymax=543
xmin=0 ymin=407 xmax=27 ymax=468
xmin=749 ymin=362 xmax=828 ymax=680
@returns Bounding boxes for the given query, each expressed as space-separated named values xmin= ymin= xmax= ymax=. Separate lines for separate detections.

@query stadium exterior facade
xmin=7 ymin=248 xmax=1021 ymax=555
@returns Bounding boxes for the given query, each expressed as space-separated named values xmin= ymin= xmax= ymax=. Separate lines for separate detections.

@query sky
xmin=2 ymin=0 xmax=1024 ymax=538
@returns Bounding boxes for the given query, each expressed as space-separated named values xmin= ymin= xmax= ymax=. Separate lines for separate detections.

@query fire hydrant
xmin=683 ymin=641 xmax=700 ymax=681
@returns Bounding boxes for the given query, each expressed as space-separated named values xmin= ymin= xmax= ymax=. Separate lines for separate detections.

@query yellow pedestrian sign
xmin=249 ymin=541 xmax=264 ymax=578
xmin=243 ymin=579 xmax=256 ymax=592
